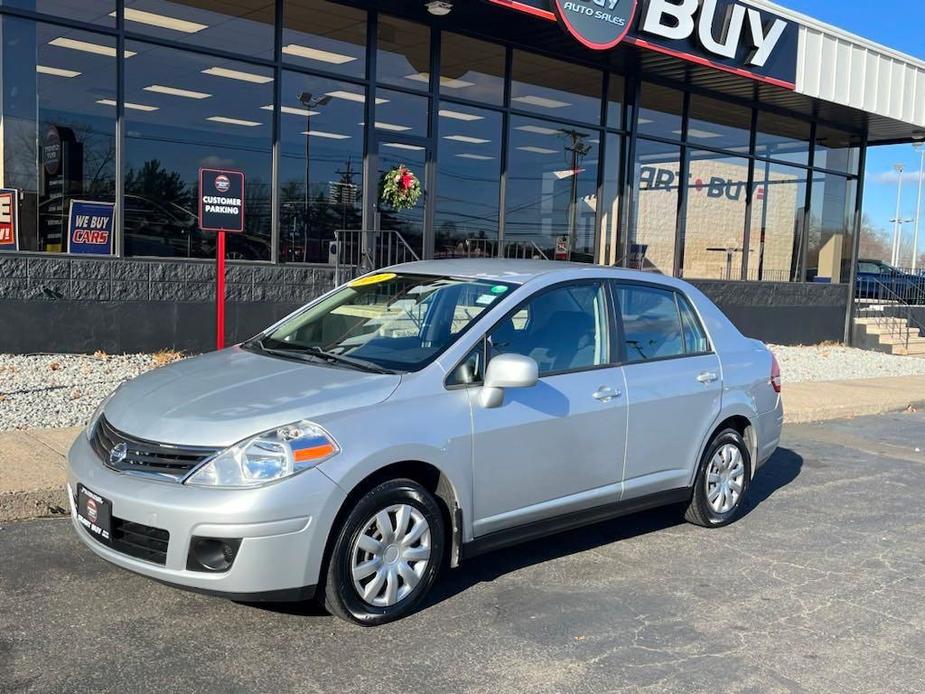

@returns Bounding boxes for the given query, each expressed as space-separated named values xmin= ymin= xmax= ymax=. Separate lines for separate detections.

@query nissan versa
xmin=68 ymin=260 xmax=783 ymax=625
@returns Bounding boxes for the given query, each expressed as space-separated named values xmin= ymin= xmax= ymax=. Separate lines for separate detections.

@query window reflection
xmin=814 ymin=125 xmax=861 ymax=175
xmin=806 ymin=173 xmax=856 ymax=282
xmin=279 ymin=72 xmax=364 ymax=264
xmin=0 ymin=0 xmax=113 ymax=25
xmin=123 ymin=42 xmax=272 ymax=259
xmin=631 ymin=138 xmax=679 ymax=273
xmin=505 ymin=116 xmax=599 ymax=262
xmin=755 ymin=111 xmax=811 ymax=165
xmin=511 ymin=51 xmax=602 ymax=125
xmin=435 ymin=102 xmax=501 ymax=258
xmin=283 ymin=0 xmax=366 ymax=78
xmin=682 ymin=151 xmax=749 ymax=280
xmin=123 ymin=1 xmax=274 ymax=59
xmin=748 ymin=161 xmax=808 ymax=281
xmin=599 ymin=133 xmax=623 ymax=265
xmin=377 ymin=16 xmax=430 ymax=92
xmin=376 ymin=88 xmax=428 ymax=138
xmin=607 ymin=74 xmax=625 ymax=129
xmin=440 ymin=33 xmax=505 ymax=106
xmin=0 ymin=18 xmax=116 ymax=252
xmin=687 ymin=94 xmax=751 ymax=152
xmin=638 ymin=82 xmax=682 ymax=139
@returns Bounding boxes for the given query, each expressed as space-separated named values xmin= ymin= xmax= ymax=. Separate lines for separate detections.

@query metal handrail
xmin=855 ymin=276 xmax=925 ymax=351
xmin=333 ymin=229 xmax=420 ymax=284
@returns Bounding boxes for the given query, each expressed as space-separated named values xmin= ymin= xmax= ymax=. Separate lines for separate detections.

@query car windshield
xmin=249 ymin=273 xmax=514 ymax=372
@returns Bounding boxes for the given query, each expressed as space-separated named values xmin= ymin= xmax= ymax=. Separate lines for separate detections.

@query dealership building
xmin=1 ymin=0 xmax=925 ymax=352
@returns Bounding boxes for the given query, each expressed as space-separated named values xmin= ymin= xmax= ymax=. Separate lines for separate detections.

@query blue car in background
xmin=856 ymin=259 xmax=925 ymax=304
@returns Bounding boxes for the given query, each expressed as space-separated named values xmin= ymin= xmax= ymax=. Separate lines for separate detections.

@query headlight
xmin=85 ymin=392 xmax=114 ymax=441
xmin=184 ymin=420 xmax=339 ymax=488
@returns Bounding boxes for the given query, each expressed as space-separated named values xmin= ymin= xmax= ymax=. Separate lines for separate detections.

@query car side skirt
xmin=460 ymin=488 xmax=692 ymax=561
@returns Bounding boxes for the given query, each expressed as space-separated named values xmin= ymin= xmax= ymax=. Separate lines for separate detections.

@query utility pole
xmin=891 ymin=163 xmax=905 ymax=266
xmin=913 ymin=143 xmax=924 ymax=273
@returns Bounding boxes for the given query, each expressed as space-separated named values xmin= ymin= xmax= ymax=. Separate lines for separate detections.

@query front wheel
xmin=323 ymin=478 xmax=445 ymax=625
xmin=685 ymin=429 xmax=752 ymax=527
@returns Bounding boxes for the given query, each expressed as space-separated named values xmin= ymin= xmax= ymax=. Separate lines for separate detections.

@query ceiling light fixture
xmin=404 ymin=72 xmax=474 ymax=89
xmin=456 ymin=153 xmax=494 ymax=161
xmin=145 ymin=84 xmax=211 ymax=99
xmin=438 ymin=109 xmax=483 ymax=122
xmin=515 ymin=124 xmax=560 ymax=136
xmin=36 ymin=65 xmax=81 ymax=78
xmin=49 ymin=37 xmax=134 ymax=58
xmin=207 ymin=116 xmax=262 ymax=127
xmin=444 ymin=135 xmax=491 ymax=144
xmin=517 ymin=146 xmax=557 ymax=154
xmin=371 ymin=121 xmax=411 ymax=132
xmin=202 ymin=67 xmax=273 ymax=84
xmin=261 ymin=104 xmax=320 ymax=116
xmin=382 ymin=142 xmax=425 ymax=151
xmin=96 ymin=99 xmax=159 ymax=112
xmin=425 ymin=1 xmax=453 ymax=16
xmin=326 ymin=90 xmax=388 ymax=105
xmin=511 ymin=95 xmax=571 ymax=109
xmin=302 ymin=130 xmax=351 ymax=139
xmin=110 ymin=8 xmax=207 ymax=33
xmin=281 ymin=44 xmax=357 ymax=64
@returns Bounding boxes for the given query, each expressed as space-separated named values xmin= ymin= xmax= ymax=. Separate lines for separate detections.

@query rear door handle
xmin=593 ymin=386 xmax=621 ymax=402
xmin=697 ymin=371 xmax=718 ymax=384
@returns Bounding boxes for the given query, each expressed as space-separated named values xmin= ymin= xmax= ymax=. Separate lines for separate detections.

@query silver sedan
xmin=67 ymin=260 xmax=783 ymax=625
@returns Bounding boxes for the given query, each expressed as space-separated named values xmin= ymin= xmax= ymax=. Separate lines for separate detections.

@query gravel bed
xmin=3 ymin=345 xmax=925 ymax=431
xmin=0 ymin=353 xmax=185 ymax=431
xmin=768 ymin=344 xmax=925 ymax=384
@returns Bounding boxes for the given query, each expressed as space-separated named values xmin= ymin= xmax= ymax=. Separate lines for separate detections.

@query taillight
xmin=770 ymin=352 xmax=781 ymax=393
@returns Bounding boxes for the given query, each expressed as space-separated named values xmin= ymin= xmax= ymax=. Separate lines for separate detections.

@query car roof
xmin=387 ymin=258 xmax=677 ymax=286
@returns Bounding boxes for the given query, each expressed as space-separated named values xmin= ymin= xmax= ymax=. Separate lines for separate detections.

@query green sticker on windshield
xmin=491 ymin=285 xmax=508 ymax=294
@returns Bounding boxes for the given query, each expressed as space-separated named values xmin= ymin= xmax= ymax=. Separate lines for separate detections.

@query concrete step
xmin=891 ymin=344 xmax=925 ymax=356
xmin=855 ymin=316 xmax=910 ymax=326
xmin=878 ymin=335 xmax=925 ymax=347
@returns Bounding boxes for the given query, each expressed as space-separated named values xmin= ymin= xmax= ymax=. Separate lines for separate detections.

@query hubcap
xmin=350 ymin=504 xmax=431 ymax=607
xmin=705 ymin=443 xmax=745 ymax=514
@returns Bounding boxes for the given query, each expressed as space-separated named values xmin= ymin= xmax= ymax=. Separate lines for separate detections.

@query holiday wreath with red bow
xmin=379 ymin=164 xmax=422 ymax=210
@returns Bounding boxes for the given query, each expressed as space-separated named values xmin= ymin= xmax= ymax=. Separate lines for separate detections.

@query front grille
xmin=91 ymin=415 xmax=219 ymax=482
xmin=110 ymin=518 xmax=169 ymax=565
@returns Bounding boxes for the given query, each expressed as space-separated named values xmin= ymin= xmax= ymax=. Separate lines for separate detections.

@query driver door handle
xmin=592 ymin=386 xmax=621 ymax=402
xmin=697 ymin=371 xmax=719 ymax=384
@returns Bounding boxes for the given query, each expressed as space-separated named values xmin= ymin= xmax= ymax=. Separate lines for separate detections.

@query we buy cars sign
xmin=0 ymin=188 xmax=17 ymax=250
xmin=199 ymin=168 xmax=245 ymax=233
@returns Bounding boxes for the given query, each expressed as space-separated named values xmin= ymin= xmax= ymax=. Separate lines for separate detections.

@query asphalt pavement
xmin=2 ymin=413 xmax=924 ymax=693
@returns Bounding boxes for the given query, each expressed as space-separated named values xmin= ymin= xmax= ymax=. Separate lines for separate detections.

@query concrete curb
xmin=3 ymin=374 xmax=925 ymax=524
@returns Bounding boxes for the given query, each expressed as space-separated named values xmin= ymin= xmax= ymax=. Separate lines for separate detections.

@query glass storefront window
xmin=282 ymin=0 xmax=366 ymax=78
xmin=687 ymin=94 xmax=751 ymax=153
xmin=631 ymin=138 xmax=680 ymax=274
xmin=279 ymin=72 xmax=364 ymax=264
xmin=376 ymin=88 xmax=428 ymax=138
xmin=511 ymin=51 xmax=602 ymax=125
xmin=682 ymin=151 xmax=749 ymax=280
xmin=377 ymin=15 xmax=430 ymax=92
xmin=748 ymin=161 xmax=809 ymax=282
xmin=0 ymin=0 xmax=114 ymax=25
xmin=123 ymin=1 xmax=274 ymax=60
xmin=0 ymin=18 xmax=116 ymax=253
xmin=599 ymin=133 xmax=623 ymax=265
xmin=123 ymin=41 xmax=272 ymax=260
xmin=607 ymin=74 xmax=625 ymax=130
xmin=755 ymin=111 xmax=811 ymax=166
xmin=440 ymin=33 xmax=505 ymax=106
xmin=638 ymin=82 xmax=682 ymax=139
xmin=435 ymin=102 xmax=502 ymax=258
xmin=806 ymin=173 xmax=856 ymax=283
xmin=814 ymin=125 xmax=861 ymax=175
xmin=505 ymin=116 xmax=599 ymax=262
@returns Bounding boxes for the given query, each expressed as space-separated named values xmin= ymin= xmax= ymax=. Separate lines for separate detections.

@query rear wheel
xmin=323 ymin=478 xmax=444 ymax=625
xmin=685 ymin=428 xmax=751 ymax=527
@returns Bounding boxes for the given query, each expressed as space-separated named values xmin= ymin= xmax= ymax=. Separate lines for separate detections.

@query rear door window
xmin=613 ymin=284 xmax=685 ymax=363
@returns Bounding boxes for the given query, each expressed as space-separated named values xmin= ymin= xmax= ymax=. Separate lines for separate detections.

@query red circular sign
xmin=215 ymin=175 xmax=231 ymax=193
xmin=552 ymin=0 xmax=638 ymax=51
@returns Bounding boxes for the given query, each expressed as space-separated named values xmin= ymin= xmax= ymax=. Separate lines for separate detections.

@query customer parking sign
xmin=67 ymin=200 xmax=115 ymax=255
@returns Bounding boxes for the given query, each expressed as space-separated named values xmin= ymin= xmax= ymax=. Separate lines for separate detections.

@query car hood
xmin=104 ymin=347 xmax=402 ymax=447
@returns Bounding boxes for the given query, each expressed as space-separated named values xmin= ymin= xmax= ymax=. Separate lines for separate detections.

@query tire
xmin=684 ymin=428 xmax=752 ymax=528
xmin=323 ymin=478 xmax=445 ymax=626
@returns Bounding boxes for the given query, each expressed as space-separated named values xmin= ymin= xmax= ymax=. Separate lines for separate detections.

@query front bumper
xmin=67 ymin=433 xmax=346 ymax=598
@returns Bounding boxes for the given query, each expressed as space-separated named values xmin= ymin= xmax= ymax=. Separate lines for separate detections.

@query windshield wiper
xmin=254 ymin=342 xmax=395 ymax=374
xmin=300 ymin=346 xmax=397 ymax=374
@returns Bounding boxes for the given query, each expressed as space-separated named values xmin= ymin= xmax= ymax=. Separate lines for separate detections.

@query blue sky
xmin=778 ymin=0 xmax=925 ymax=244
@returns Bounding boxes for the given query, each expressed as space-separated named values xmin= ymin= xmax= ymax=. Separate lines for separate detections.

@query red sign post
xmin=198 ymin=168 xmax=245 ymax=350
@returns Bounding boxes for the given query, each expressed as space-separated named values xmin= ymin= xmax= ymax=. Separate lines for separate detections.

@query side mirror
xmin=479 ymin=353 xmax=538 ymax=409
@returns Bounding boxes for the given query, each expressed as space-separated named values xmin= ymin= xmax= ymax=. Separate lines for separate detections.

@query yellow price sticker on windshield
xmin=349 ymin=272 xmax=396 ymax=287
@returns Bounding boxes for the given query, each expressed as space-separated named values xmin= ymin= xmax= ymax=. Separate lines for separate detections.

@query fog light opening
xmin=187 ymin=537 xmax=242 ymax=573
